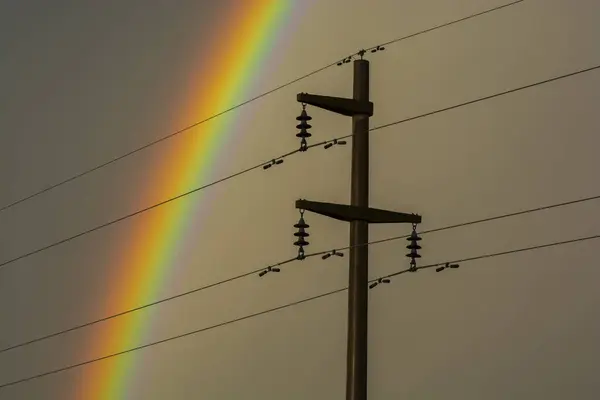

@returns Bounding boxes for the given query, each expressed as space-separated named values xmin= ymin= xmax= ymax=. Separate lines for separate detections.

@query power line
xmin=387 ymin=234 xmax=600 ymax=278
xmin=329 ymin=63 xmax=600 ymax=146
xmin=1 ymin=61 xmax=597 ymax=273
xmin=0 ymin=257 xmax=298 ymax=354
xmin=370 ymin=64 xmax=600 ymax=133
xmin=370 ymin=0 xmax=524 ymax=51
xmin=1 ymin=192 xmax=597 ymax=354
xmin=323 ymin=193 xmax=600 ymax=254
xmin=0 ymin=1 xmax=525 ymax=214
xmin=1 ymin=231 xmax=597 ymax=391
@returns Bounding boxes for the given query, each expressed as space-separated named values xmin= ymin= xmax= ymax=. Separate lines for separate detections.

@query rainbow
xmin=76 ymin=1 xmax=296 ymax=398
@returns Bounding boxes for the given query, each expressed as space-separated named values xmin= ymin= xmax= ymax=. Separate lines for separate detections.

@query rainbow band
xmin=75 ymin=1 xmax=294 ymax=398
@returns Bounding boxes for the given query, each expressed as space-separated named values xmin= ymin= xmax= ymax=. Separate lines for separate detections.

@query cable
xmin=314 ymin=193 xmax=600 ymax=255
xmin=326 ymin=63 xmax=600 ymax=146
xmin=0 ymin=256 xmax=298 ymax=354
xmin=0 ymin=81 xmax=327 ymax=214
xmin=386 ymin=234 xmax=600 ymax=278
xmin=0 ymin=147 xmax=299 ymax=270
xmin=369 ymin=64 xmax=600 ymax=133
xmin=1 ymin=191 xmax=597 ymax=355
xmin=1 ymin=231 xmax=597 ymax=390
xmin=366 ymin=0 xmax=524 ymax=52
xmin=1 ymin=61 xmax=598 ymax=273
xmin=0 ymin=1 xmax=526 ymax=214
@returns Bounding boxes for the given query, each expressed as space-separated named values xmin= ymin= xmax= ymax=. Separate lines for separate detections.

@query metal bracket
xmin=297 ymin=93 xmax=374 ymax=117
xmin=296 ymin=199 xmax=421 ymax=224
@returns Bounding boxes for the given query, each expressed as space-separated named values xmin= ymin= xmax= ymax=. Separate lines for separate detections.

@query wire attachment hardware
xmin=369 ymin=277 xmax=391 ymax=290
xmin=406 ymin=223 xmax=422 ymax=272
xmin=337 ymin=56 xmax=353 ymax=66
xmin=322 ymin=249 xmax=345 ymax=260
xmin=258 ymin=265 xmax=281 ymax=277
xmin=294 ymin=209 xmax=310 ymax=260
xmin=263 ymin=158 xmax=284 ymax=170
xmin=324 ymin=138 xmax=347 ymax=150
xmin=370 ymin=45 xmax=385 ymax=53
xmin=436 ymin=262 xmax=460 ymax=272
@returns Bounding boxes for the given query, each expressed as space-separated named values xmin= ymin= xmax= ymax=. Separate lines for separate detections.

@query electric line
xmin=317 ymin=193 xmax=600 ymax=255
xmin=1 ymin=61 xmax=597 ymax=273
xmin=370 ymin=64 xmax=600 ymax=133
xmin=0 ymin=255 xmax=297 ymax=354
xmin=1 ymin=231 xmax=597 ymax=391
xmin=1 ymin=192 xmax=597 ymax=355
xmin=330 ymin=63 xmax=600 ymax=145
xmin=366 ymin=0 xmax=524 ymax=52
xmin=0 ymin=1 xmax=525 ymax=214
xmin=385 ymin=234 xmax=600 ymax=278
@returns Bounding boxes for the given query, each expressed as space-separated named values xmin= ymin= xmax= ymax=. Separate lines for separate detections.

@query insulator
xmin=263 ymin=163 xmax=272 ymax=170
xmin=294 ymin=227 xmax=309 ymax=238
xmin=406 ymin=243 xmax=422 ymax=250
xmin=294 ymin=217 xmax=309 ymax=229
xmin=406 ymin=231 xmax=422 ymax=242
xmin=334 ymin=251 xmax=344 ymax=257
xmin=296 ymin=120 xmax=312 ymax=130
xmin=406 ymin=224 xmax=422 ymax=263
xmin=322 ymin=253 xmax=331 ymax=260
xmin=271 ymin=267 xmax=281 ymax=273
xmin=294 ymin=238 xmax=309 ymax=247
xmin=369 ymin=282 xmax=378 ymax=289
xmin=259 ymin=270 xmax=268 ymax=277
xmin=381 ymin=278 xmax=391 ymax=284
xmin=405 ymin=251 xmax=421 ymax=259
xmin=275 ymin=159 xmax=283 ymax=165
xmin=296 ymin=107 xmax=312 ymax=151
xmin=436 ymin=266 xmax=445 ymax=272
xmin=337 ymin=140 xmax=347 ymax=145
xmin=449 ymin=263 xmax=460 ymax=269
xmin=296 ymin=128 xmax=312 ymax=138
xmin=296 ymin=109 xmax=312 ymax=122
xmin=324 ymin=142 xmax=333 ymax=150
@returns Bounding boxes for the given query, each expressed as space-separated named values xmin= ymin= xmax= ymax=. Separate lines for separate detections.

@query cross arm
xmin=297 ymin=93 xmax=374 ymax=117
xmin=296 ymin=199 xmax=421 ymax=224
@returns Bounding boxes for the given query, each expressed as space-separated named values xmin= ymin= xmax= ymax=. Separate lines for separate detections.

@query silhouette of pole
xmin=296 ymin=52 xmax=420 ymax=400
xmin=347 ymin=58 xmax=370 ymax=400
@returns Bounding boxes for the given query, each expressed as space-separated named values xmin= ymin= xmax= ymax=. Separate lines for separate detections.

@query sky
xmin=1 ymin=0 xmax=599 ymax=399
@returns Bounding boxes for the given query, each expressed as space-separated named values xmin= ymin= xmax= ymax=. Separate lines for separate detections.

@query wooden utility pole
xmin=296 ymin=53 xmax=421 ymax=400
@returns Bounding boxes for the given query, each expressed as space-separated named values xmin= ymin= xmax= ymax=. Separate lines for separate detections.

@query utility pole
xmin=347 ymin=54 xmax=371 ymax=400
xmin=292 ymin=51 xmax=422 ymax=400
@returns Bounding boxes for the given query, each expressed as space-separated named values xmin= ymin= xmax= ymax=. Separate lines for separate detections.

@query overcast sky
xmin=1 ymin=1 xmax=600 ymax=399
